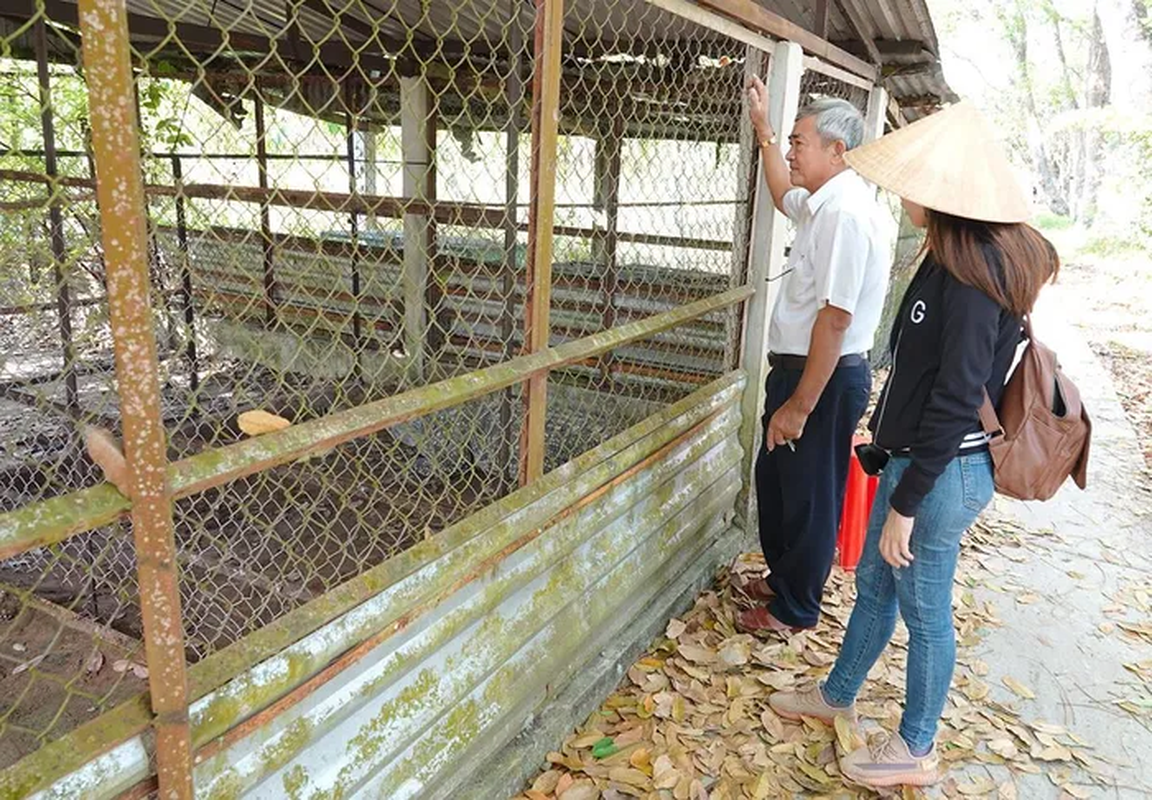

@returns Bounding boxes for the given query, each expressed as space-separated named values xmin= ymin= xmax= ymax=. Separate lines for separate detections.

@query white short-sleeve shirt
xmin=769 ymin=170 xmax=894 ymax=356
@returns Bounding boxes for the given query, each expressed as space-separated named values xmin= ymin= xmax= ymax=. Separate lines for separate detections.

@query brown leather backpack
xmin=978 ymin=318 xmax=1091 ymax=501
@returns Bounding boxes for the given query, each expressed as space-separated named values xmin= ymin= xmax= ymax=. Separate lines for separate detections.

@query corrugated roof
xmin=2 ymin=0 xmax=953 ymax=123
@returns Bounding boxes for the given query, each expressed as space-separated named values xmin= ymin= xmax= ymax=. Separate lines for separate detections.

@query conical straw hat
xmin=844 ymin=101 xmax=1031 ymax=224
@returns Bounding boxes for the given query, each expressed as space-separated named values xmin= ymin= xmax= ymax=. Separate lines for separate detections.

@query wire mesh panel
xmin=0 ymin=8 xmax=149 ymax=771
xmin=82 ymin=3 xmax=540 ymax=659
xmin=538 ymin=3 xmax=755 ymax=462
xmin=0 ymin=0 xmax=775 ymax=780
xmin=800 ymin=64 xmax=870 ymax=112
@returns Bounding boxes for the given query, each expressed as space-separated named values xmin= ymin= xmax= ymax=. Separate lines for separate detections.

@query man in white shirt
xmin=738 ymin=79 xmax=893 ymax=635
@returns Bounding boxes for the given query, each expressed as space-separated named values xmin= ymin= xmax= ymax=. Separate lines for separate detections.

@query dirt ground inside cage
xmin=0 ymin=341 xmax=666 ymax=770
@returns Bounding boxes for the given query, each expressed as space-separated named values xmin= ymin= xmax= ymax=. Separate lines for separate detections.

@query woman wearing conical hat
xmin=764 ymin=102 xmax=1060 ymax=789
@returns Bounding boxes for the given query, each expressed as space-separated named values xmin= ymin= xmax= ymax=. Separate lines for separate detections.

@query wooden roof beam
xmin=693 ymin=0 xmax=877 ymax=81
xmin=814 ymin=0 xmax=830 ymax=39
xmin=835 ymin=38 xmax=934 ymax=58
xmin=887 ymin=93 xmax=908 ymax=128
xmin=831 ymin=0 xmax=882 ymax=66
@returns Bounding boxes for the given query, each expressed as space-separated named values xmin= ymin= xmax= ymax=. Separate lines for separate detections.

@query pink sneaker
xmin=768 ymin=684 xmax=857 ymax=725
xmin=839 ymin=732 xmax=940 ymax=788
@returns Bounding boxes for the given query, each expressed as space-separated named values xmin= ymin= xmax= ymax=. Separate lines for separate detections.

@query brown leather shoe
xmin=737 ymin=577 xmax=775 ymax=603
xmin=736 ymin=607 xmax=807 ymax=636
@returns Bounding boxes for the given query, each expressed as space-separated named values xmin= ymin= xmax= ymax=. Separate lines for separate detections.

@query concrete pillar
xmin=362 ymin=129 xmax=379 ymax=231
xmin=401 ymin=75 xmax=434 ymax=381
xmin=864 ymin=84 xmax=888 ymax=144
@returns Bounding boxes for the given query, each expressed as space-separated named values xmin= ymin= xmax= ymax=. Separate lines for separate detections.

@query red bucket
xmin=837 ymin=435 xmax=880 ymax=570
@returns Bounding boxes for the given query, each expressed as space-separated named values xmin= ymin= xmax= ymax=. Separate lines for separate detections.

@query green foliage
xmin=1033 ymin=212 xmax=1075 ymax=232
xmin=1080 ymin=233 xmax=1147 ymax=257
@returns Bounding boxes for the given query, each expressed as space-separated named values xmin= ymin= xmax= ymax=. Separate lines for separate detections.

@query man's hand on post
xmin=765 ymin=399 xmax=808 ymax=453
xmin=747 ymin=76 xmax=773 ymax=141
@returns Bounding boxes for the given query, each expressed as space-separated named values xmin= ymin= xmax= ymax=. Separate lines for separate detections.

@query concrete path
xmin=944 ymin=286 xmax=1152 ymax=799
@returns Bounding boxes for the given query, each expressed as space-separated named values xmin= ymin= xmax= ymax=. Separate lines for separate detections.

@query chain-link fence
xmin=0 ymin=11 xmax=151 ymax=771
xmin=0 ymin=0 xmax=876 ymax=786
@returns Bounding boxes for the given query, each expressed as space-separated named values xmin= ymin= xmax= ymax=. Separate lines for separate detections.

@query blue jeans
xmin=823 ymin=452 xmax=995 ymax=752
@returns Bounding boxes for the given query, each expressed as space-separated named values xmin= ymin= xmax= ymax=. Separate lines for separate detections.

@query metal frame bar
xmin=171 ymin=156 xmax=200 ymax=395
xmin=254 ymin=85 xmax=278 ymax=327
xmin=692 ymin=0 xmax=878 ymax=80
xmin=519 ymin=0 xmax=565 ymax=486
xmin=76 ymin=0 xmax=194 ymax=796
xmin=344 ymin=76 xmax=365 ymax=377
xmin=33 ymin=16 xmax=80 ymax=417
xmin=0 ymin=169 xmax=735 ymax=252
xmin=802 ymin=54 xmax=876 ymax=92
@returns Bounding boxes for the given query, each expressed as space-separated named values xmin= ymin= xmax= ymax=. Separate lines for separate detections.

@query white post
xmin=736 ymin=39 xmax=804 ymax=531
xmin=401 ymin=75 xmax=433 ymax=381
xmin=362 ymin=128 xmax=379 ymax=231
xmin=864 ymin=84 xmax=888 ymax=144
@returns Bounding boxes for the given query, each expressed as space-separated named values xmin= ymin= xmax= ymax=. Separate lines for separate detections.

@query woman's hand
xmin=879 ymin=508 xmax=915 ymax=568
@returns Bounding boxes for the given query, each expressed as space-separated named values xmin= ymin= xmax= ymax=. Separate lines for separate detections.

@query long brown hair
xmin=925 ymin=211 xmax=1060 ymax=317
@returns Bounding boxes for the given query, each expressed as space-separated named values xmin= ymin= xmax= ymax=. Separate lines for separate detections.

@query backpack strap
xmin=979 ymin=389 xmax=1003 ymax=437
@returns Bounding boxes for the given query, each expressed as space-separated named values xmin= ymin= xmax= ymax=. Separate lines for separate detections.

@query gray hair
xmin=797 ymin=97 xmax=865 ymax=151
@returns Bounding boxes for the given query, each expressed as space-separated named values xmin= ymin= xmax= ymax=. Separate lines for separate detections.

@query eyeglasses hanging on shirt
xmin=766 ymin=245 xmax=795 ymax=283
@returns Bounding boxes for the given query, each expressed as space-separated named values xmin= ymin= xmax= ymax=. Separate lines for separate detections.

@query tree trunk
xmin=1080 ymin=6 xmax=1112 ymax=227
xmin=1000 ymin=0 xmax=1071 ymax=216
xmin=871 ymin=209 xmax=923 ymax=370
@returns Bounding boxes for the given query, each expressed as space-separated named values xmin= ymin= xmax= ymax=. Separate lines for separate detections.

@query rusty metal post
xmin=500 ymin=0 xmax=525 ymax=492
xmin=593 ymin=115 xmax=623 ymax=385
xmin=518 ymin=0 xmax=564 ymax=486
xmin=254 ymin=85 xmax=277 ymax=327
xmin=171 ymin=156 xmax=199 ymax=396
xmin=34 ymin=17 xmax=80 ymax=417
xmin=344 ymin=77 xmax=364 ymax=380
xmin=76 ymin=1 xmax=194 ymax=797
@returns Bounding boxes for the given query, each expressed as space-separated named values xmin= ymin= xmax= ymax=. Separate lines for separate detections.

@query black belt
xmin=768 ymin=352 xmax=867 ymax=371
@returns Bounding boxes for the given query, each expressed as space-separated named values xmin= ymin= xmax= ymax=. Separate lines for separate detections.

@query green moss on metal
xmin=345 ymin=667 xmax=441 ymax=775
xmin=193 ymin=651 xmax=316 ymax=747
xmin=207 ymin=769 xmax=245 ymax=800
xmin=260 ymin=717 xmax=315 ymax=778
xmin=283 ymin=764 xmax=310 ymax=800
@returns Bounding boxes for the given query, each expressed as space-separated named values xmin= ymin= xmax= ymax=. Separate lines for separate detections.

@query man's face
xmin=786 ymin=115 xmax=846 ymax=192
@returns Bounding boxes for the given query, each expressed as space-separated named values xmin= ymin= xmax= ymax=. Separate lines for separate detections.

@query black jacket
xmin=870 ymin=248 xmax=1022 ymax=516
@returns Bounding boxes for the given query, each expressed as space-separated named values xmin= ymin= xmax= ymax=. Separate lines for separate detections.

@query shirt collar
xmin=805 ymin=169 xmax=859 ymax=215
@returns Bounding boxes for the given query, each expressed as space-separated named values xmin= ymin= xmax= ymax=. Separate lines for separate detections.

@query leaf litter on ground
xmin=513 ymin=516 xmax=1110 ymax=799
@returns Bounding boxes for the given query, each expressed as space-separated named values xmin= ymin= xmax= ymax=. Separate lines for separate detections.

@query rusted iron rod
xmin=519 ymin=0 xmax=565 ymax=487
xmin=253 ymin=86 xmax=278 ymax=327
xmin=1 ymin=170 xmax=734 ymax=252
xmin=170 ymin=156 xmax=199 ymax=394
xmin=344 ymin=77 xmax=365 ymax=372
xmin=34 ymin=16 xmax=80 ymax=416
xmin=76 ymin=0 xmax=194 ymax=796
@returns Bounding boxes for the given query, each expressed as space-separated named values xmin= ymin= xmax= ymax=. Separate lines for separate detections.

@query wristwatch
xmin=759 ymin=134 xmax=778 ymax=148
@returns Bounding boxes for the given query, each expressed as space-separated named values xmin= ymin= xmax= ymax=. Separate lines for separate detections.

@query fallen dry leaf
xmin=84 ymin=650 xmax=105 ymax=675
xmin=557 ymin=779 xmax=599 ymax=800
xmin=1003 ymin=676 xmax=1036 ymax=700
xmin=237 ymin=409 xmax=291 ymax=436
xmin=531 ymin=770 xmax=562 ymax=794
xmin=12 ymin=655 xmax=45 ymax=675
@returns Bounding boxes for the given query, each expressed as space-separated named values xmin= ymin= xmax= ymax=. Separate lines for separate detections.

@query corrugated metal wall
xmin=30 ymin=372 xmax=745 ymax=799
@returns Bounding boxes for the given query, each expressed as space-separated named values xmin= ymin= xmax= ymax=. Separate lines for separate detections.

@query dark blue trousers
xmin=755 ymin=362 xmax=871 ymax=628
